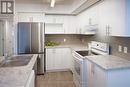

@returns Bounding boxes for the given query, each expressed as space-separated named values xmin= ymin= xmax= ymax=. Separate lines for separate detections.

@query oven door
xmin=72 ymin=53 xmax=83 ymax=82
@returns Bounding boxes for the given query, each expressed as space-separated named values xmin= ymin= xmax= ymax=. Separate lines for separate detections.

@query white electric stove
xmin=72 ymin=41 xmax=109 ymax=87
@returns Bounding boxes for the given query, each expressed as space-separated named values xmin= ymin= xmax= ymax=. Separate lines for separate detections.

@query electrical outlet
xmin=64 ymin=38 xmax=66 ymax=42
xmin=118 ymin=45 xmax=122 ymax=52
xmin=124 ymin=47 xmax=128 ymax=53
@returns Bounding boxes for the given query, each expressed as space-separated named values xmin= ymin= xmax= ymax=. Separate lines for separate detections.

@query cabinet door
xmin=125 ymin=0 xmax=130 ymax=36
xmin=64 ymin=16 xmax=77 ymax=34
xmin=25 ymin=70 xmax=35 ymax=87
xmin=54 ymin=48 xmax=62 ymax=70
xmin=55 ymin=16 xmax=64 ymax=23
xmin=45 ymin=15 xmax=64 ymax=23
xmin=46 ymin=48 xmax=72 ymax=71
xmin=46 ymin=48 xmax=55 ymax=71
xmin=87 ymin=60 xmax=95 ymax=87
xmin=99 ymin=0 xmax=125 ymax=36
xmin=54 ymin=48 xmax=72 ymax=70
xmin=45 ymin=15 xmax=78 ymax=34
xmin=87 ymin=60 xmax=106 ymax=87
xmin=45 ymin=23 xmax=64 ymax=34
xmin=45 ymin=16 xmax=54 ymax=23
xmin=18 ymin=12 xmax=44 ymax=22
xmin=93 ymin=64 xmax=106 ymax=87
xmin=60 ymin=48 xmax=72 ymax=69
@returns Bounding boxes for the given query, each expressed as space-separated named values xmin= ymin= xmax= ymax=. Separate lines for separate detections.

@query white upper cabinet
xmin=17 ymin=12 xmax=45 ymax=22
xmin=77 ymin=4 xmax=99 ymax=35
xmin=76 ymin=0 xmax=130 ymax=36
xmin=45 ymin=15 xmax=77 ymax=34
xmin=45 ymin=15 xmax=64 ymax=34
xmin=45 ymin=15 xmax=64 ymax=24
xmin=63 ymin=16 xmax=78 ymax=34
xmin=125 ymin=0 xmax=130 ymax=36
xmin=99 ymin=0 xmax=125 ymax=36
xmin=45 ymin=23 xmax=64 ymax=34
xmin=99 ymin=0 xmax=130 ymax=37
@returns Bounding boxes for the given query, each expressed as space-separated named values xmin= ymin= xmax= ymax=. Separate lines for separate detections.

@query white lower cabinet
xmin=46 ymin=48 xmax=72 ymax=71
xmin=87 ymin=60 xmax=130 ymax=87
xmin=25 ymin=70 xmax=35 ymax=87
xmin=46 ymin=48 xmax=54 ymax=70
xmin=87 ymin=60 xmax=106 ymax=87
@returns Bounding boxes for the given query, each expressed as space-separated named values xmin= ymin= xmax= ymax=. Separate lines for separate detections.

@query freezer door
xmin=37 ymin=54 xmax=45 ymax=74
xmin=18 ymin=23 xmax=31 ymax=54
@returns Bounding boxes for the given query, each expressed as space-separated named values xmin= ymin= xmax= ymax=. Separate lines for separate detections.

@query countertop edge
xmin=85 ymin=55 xmax=130 ymax=71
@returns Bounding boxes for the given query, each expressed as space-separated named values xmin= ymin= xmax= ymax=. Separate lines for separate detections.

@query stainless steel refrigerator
xmin=17 ymin=22 xmax=45 ymax=75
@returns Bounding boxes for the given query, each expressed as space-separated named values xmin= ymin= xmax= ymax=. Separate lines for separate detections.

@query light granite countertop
xmin=45 ymin=44 xmax=88 ymax=51
xmin=86 ymin=55 xmax=130 ymax=70
xmin=0 ymin=54 xmax=38 ymax=87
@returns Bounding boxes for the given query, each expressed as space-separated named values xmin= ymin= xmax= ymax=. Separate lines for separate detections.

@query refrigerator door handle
xmin=30 ymin=23 xmax=32 ymax=53
xmin=40 ymin=23 xmax=44 ymax=52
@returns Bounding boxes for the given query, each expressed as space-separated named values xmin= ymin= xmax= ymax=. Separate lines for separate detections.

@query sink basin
xmin=0 ymin=55 xmax=33 ymax=67
xmin=76 ymin=50 xmax=90 ymax=56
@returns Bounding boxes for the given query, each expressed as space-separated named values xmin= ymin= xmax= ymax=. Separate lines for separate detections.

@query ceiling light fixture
xmin=50 ymin=0 xmax=55 ymax=7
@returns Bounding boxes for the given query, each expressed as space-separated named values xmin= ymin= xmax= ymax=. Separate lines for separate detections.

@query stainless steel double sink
xmin=0 ymin=55 xmax=33 ymax=67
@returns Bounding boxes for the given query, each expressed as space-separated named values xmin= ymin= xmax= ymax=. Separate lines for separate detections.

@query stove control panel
xmin=91 ymin=41 xmax=109 ymax=54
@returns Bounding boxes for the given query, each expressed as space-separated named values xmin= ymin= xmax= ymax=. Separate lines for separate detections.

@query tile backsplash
xmin=94 ymin=35 xmax=130 ymax=61
xmin=110 ymin=37 xmax=130 ymax=61
xmin=45 ymin=34 xmax=130 ymax=61
xmin=45 ymin=34 xmax=94 ymax=45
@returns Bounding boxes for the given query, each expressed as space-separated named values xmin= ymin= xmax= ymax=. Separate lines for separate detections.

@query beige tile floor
xmin=36 ymin=71 xmax=76 ymax=87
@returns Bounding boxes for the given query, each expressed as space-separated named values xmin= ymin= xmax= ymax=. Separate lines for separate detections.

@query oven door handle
xmin=72 ymin=53 xmax=83 ymax=61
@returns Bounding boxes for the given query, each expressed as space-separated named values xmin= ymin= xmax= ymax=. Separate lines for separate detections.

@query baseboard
xmin=46 ymin=68 xmax=71 ymax=72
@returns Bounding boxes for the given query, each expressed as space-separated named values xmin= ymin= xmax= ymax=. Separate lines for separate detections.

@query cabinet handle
xmin=91 ymin=64 xmax=95 ymax=75
xmin=106 ymin=25 xmax=108 ymax=36
xmin=106 ymin=25 xmax=111 ymax=36
xmin=106 ymin=25 xmax=109 ymax=36
xmin=107 ymin=25 xmax=110 ymax=36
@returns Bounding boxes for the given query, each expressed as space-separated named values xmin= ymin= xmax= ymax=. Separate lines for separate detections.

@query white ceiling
xmin=15 ymin=0 xmax=101 ymax=15
xmin=42 ymin=0 xmax=75 ymax=4
xmin=16 ymin=0 xmax=75 ymax=4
